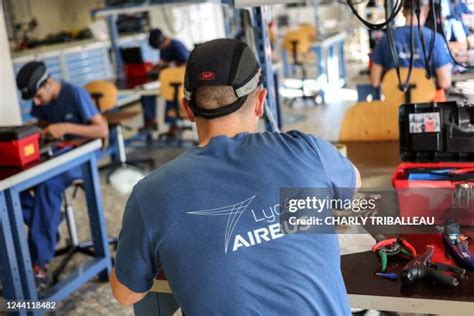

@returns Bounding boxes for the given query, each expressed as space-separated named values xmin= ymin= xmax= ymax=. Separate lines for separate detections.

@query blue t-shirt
xmin=451 ymin=2 xmax=472 ymax=19
xmin=31 ymin=81 xmax=98 ymax=128
xmin=451 ymin=2 xmax=471 ymax=33
xmin=160 ymin=39 xmax=189 ymax=65
xmin=115 ymin=131 xmax=355 ymax=315
xmin=372 ymin=26 xmax=452 ymax=74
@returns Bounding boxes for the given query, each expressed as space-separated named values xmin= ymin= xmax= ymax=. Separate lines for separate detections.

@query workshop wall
xmin=0 ymin=3 xmax=22 ymax=125
xmin=7 ymin=0 xmax=103 ymax=39
xmin=148 ymin=3 xmax=225 ymax=50
xmin=272 ymin=3 xmax=349 ymax=34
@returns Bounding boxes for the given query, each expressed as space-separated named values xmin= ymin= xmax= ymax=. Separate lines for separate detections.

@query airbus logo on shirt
xmin=187 ymin=196 xmax=309 ymax=254
xmin=398 ymin=51 xmax=422 ymax=60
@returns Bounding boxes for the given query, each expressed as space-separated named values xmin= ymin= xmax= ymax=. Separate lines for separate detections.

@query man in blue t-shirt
xmin=111 ymin=39 xmax=361 ymax=315
xmin=371 ymin=0 xmax=453 ymax=90
xmin=140 ymin=28 xmax=190 ymax=132
xmin=16 ymin=61 xmax=108 ymax=286
xmin=450 ymin=0 xmax=473 ymax=34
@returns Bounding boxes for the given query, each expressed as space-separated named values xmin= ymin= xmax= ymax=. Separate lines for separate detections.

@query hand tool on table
xmin=375 ymin=272 xmax=399 ymax=281
xmin=401 ymin=245 xmax=466 ymax=287
xmin=372 ymin=237 xmax=417 ymax=272
xmin=443 ymin=220 xmax=474 ymax=272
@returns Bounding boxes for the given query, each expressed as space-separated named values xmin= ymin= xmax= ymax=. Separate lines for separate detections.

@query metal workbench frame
xmin=0 ymin=139 xmax=112 ymax=313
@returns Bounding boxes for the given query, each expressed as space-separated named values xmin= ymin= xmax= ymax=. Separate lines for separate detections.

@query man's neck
xmin=51 ymin=80 xmax=62 ymax=100
xmin=196 ymin=118 xmax=257 ymax=147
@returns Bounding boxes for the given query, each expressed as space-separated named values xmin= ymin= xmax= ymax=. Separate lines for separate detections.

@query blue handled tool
xmin=443 ymin=220 xmax=474 ymax=272
xmin=376 ymin=272 xmax=398 ymax=281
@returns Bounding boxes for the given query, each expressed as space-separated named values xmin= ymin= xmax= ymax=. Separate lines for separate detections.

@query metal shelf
xmin=92 ymin=0 xmax=305 ymax=16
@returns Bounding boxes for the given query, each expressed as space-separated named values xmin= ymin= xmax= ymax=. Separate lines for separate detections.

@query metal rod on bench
xmin=115 ymin=125 xmax=127 ymax=165
xmin=64 ymin=192 xmax=79 ymax=246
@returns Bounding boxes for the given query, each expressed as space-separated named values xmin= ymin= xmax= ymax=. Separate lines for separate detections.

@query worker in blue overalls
xmin=16 ymin=61 xmax=109 ymax=287
xmin=141 ymin=28 xmax=189 ymax=134
xmin=449 ymin=0 xmax=473 ymax=35
xmin=440 ymin=0 xmax=469 ymax=53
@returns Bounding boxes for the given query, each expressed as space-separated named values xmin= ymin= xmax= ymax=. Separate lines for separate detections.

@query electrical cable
xmin=345 ymin=0 xmax=404 ymax=29
xmin=415 ymin=0 xmax=435 ymax=78
xmin=385 ymin=0 xmax=415 ymax=92
xmin=427 ymin=0 xmax=437 ymax=74
xmin=337 ymin=0 xmax=370 ymax=5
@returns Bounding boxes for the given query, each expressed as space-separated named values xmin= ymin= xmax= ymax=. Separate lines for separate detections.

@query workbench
xmin=0 ymin=139 xmax=111 ymax=313
xmin=134 ymin=228 xmax=474 ymax=316
xmin=115 ymin=78 xmax=161 ymax=99
xmin=0 ymin=190 xmax=24 ymax=304
xmin=131 ymin=141 xmax=473 ymax=315
xmin=343 ymin=251 xmax=474 ymax=316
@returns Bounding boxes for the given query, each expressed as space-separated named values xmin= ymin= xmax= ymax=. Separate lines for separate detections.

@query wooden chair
xmin=84 ymin=80 xmax=154 ymax=181
xmin=298 ymin=23 xmax=317 ymax=42
xmin=339 ymin=100 xmax=400 ymax=141
xmin=381 ymin=68 xmax=436 ymax=104
xmin=158 ymin=66 xmax=194 ymax=144
xmin=283 ymin=30 xmax=318 ymax=106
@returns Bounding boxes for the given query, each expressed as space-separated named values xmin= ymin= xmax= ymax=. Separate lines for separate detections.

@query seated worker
xmin=16 ymin=61 xmax=108 ymax=286
xmin=449 ymin=0 xmax=473 ymax=34
xmin=140 ymin=28 xmax=190 ymax=132
xmin=110 ymin=39 xmax=362 ymax=314
xmin=438 ymin=0 xmax=469 ymax=53
xmin=371 ymin=0 xmax=453 ymax=94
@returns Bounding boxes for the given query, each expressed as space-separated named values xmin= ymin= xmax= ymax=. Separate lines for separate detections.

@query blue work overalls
xmin=21 ymin=167 xmax=82 ymax=267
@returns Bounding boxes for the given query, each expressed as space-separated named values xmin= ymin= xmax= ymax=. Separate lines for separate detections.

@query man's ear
xmin=182 ymin=98 xmax=195 ymax=122
xmin=255 ymin=88 xmax=267 ymax=118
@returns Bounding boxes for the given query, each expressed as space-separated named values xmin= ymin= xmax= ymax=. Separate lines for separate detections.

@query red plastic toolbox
xmin=392 ymin=162 xmax=474 ymax=226
xmin=124 ymin=62 xmax=153 ymax=78
xmin=0 ymin=126 xmax=40 ymax=167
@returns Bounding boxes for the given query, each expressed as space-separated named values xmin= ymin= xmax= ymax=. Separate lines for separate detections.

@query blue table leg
xmin=4 ymin=188 xmax=38 ymax=302
xmin=4 ymin=151 xmax=111 ymax=309
xmin=0 ymin=191 xmax=25 ymax=304
xmin=282 ymin=50 xmax=291 ymax=78
xmin=338 ymin=40 xmax=346 ymax=86
xmin=81 ymin=156 xmax=112 ymax=281
xmin=313 ymin=46 xmax=326 ymax=103
xmin=329 ymin=44 xmax=336 ymax=86
xmin=273 ymin=71 xmax=282 ymax=129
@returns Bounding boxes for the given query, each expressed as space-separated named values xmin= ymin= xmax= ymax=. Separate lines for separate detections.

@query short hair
xmin=194 ymin=85 xmax=259 ymax=114
xmin=149 ymin=28 xmax=165 ymax=49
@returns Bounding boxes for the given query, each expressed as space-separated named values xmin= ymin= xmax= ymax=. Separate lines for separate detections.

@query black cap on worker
xmin=149 ymin=28 xmax=165 ymax=49
xmin=16 ymin=61 xmax=49 ymax=100
xmin=184 ymin=39 xmax=263 ymax=120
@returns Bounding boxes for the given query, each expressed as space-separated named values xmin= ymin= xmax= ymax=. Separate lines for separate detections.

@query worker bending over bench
xmin=111 ymin=39 xmax=361 ymax=315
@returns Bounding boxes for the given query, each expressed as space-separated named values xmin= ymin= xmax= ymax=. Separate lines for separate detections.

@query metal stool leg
xmin=52 ymin=184 xmax=118 ymax=285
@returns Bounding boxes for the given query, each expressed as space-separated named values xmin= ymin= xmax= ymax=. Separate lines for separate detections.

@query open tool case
xmin=399 ymin=101 xmax=474 ymax=162
xmin=388 ymin=102 xmax=474 ymax=285
xmin=393 ymin=101 xmax=474 ymax=225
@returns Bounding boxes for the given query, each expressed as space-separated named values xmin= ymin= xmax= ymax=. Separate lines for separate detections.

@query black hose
xmin=385 ymin=0 xmax=415 ymax=92
xmin=345 ymin=0 xmax=404 ymax=30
